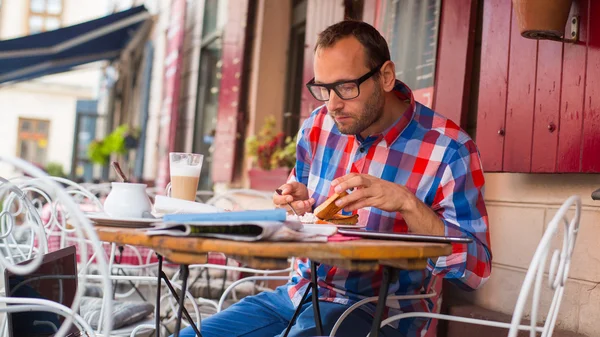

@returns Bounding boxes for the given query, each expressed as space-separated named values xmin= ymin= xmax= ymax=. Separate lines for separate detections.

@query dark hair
xmin=315 ymin=20 xmax=391 ymax=70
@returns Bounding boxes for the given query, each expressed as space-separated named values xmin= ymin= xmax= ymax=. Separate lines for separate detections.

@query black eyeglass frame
xmin=305 ymin=62 xmax=386 ymax=102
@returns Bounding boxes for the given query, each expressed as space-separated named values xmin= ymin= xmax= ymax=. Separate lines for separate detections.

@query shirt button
xmin=359 ymin=147 xmax=365 ymax=153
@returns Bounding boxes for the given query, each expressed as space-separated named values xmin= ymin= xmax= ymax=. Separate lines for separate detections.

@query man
xmin=176 ymin=20 xmax=491 ymax=337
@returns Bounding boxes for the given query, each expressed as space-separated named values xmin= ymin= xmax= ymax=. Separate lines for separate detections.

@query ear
xmin=379 ymin=60 xmax=396 ymax=92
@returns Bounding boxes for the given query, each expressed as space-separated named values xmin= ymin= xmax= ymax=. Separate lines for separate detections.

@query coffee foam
xmin=170 ymin=164 xmax=201 ymax=177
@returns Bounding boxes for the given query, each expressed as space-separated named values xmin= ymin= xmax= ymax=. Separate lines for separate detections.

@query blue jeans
xmin=173 ymin=286 xmax=402 ymax=337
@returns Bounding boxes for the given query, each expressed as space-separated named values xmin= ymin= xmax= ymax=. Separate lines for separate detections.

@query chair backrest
xmin=0 ymin=177 xmax=47 ymax=274
xmin=0 ymin=155 xmax=113 ymax=337
xmin=508 ymin=195 xmax=581 ymax=337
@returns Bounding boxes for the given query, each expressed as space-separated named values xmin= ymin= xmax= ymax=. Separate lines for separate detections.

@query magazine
xmin=146 ymin=209 xmax=337 ymax=242
xmin=146 ymin=220 xmax=290 ymax=241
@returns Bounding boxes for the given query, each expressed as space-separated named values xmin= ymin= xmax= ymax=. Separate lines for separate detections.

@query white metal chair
xmin=35 ymin=178 xmax=200 ymax=336
xmin=0 ymin=156 xmax=113 ymax=337
xmin=360 ymin=195 xmax=581 ymax=337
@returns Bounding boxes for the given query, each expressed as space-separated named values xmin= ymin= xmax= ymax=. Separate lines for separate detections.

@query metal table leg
xmin=282 ymin=261 xmax=323 ymax=337
xmin=370 ymin=266 xmax=394 ymax=337
xmin=155 ymin=254 xmax=203 ymax=337
xmin=310 ymin=262 xmax=323 ymax=335
xmin=156 ymin=254 xmax=163 ymax=336
xmin=174 ymin=265 xmax=190 ymax=337
xmin=282 ymin=280 xmax=313 ymax=337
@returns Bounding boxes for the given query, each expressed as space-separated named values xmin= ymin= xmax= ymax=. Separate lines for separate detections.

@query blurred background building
xmin=0 ymin=0 xmax=108 ymax=178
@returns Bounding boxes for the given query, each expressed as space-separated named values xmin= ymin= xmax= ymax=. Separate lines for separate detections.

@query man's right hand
xmin=273 ymin=182 xmax=315 ymax=215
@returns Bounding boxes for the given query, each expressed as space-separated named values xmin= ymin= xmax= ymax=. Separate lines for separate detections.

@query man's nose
xmin=326 ymin=89 xmax=344 ymax=113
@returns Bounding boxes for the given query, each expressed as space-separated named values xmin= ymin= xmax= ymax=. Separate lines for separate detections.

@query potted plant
xmin=88 ymin=124 xmax=140 ymax=165
xmin=512 ymin=0 xmax=573 ymax=40
xmin=245 ymin=116 xmax=296 ymax=191
xmin=45 ymin=162 xmax=66 ymax=178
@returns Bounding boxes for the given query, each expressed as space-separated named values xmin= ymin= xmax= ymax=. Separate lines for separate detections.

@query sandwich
xmin=313 ymin=190 xmax=359 ymax=225
xmin=315 ymin=213 xmax=359 ymax=225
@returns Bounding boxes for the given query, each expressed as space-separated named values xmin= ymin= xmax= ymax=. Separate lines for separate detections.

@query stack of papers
xmin=153 ymin=195 xmax=224 ymax=215
xmin=147 ymin=209 xmax=337 ymax=242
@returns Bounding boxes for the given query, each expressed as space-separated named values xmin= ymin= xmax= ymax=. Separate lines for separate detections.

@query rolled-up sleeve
xmin=427 ymin=140 xmax=492 ymax=291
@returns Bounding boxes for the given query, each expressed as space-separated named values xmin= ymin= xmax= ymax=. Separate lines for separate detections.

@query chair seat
xmin=80 ymin=296 xmax=154 ymax=330
xmin=95 ymin=318 xmax=156 ymax=337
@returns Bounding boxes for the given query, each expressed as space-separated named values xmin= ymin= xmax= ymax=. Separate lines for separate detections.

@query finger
xmin=273 ymin=194 xmax=294 ymax=206
xmin=277 ymin=183 xmax=295 ymax=195
xmin=334 ymin=188 xmax=368 ymax=209
xmin=333 ymin=174 xmax=370 ymax=194
xmin=343 ymin=198 xmax=370 ymax=212
xmin=291 ymin=198 xmax=315 ymax=214
xmin=331 ymin=173 xmax=357 ymax=188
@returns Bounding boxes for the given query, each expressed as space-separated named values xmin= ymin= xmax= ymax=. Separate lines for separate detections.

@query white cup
xmin=103 ymin=182 xmax=153 ymax=218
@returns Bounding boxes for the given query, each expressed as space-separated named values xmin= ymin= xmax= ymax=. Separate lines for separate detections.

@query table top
xmin=94 ymin=225 xmax=453 ymax=271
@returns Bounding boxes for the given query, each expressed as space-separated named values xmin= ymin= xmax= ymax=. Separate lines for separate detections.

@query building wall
xmin=175 ymin=0 xmax=205 ymax=154
xmin=0 ymin=85 xmax=92 ymax=177
xmin=0 ymin=0 xmax=108 ymax=177
xmin=452 ymin=1 xmax=600 ymax=334
xmin=476 ymin=0 xmax=600 ymax=173
xmin=143 ymin=0 xmax=169 ymax=181
xmin=457 ymin=173 xmax=600 ymax=336
xmin=242 ymin=0 xmax=291 ymax=177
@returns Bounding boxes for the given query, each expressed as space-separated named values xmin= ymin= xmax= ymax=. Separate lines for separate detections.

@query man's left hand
xmin=331 ymin=173 xmax=416 ymax=213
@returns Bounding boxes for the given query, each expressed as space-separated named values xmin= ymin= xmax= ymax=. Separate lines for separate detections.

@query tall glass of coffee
xmin=169 ymin=152 xmax=203 ymax=201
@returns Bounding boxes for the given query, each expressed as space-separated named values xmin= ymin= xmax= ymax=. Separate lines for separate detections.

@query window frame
xmin=27 ymin=0 xmax=64 ymax=34
xmin=16 ymin=117 xmax=51 ymax=166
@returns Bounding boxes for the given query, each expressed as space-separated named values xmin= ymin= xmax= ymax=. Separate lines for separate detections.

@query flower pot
xmin=512 ymin=0 xmax=573 ymax=40
xmin=248 ymin=168 xmax=290 ymax=191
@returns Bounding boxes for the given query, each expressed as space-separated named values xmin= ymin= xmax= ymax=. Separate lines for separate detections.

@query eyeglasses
xmin=305 ymin=63 xmax=385 ymax=102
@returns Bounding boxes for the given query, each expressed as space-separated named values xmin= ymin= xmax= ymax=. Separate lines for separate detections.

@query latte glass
xmin=169 ymin=152 xmax=203 ymax=201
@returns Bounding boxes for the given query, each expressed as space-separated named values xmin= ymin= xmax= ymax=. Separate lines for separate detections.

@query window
xmin=28 ymin=0 xmax=63 ymax=34
xmin=17 ymin=118 xmax=50 ymax=166
xmin=193 ymin=0 xmax=226 ymax=190
xmin=380 ymin=0 xmax=441 ymax=108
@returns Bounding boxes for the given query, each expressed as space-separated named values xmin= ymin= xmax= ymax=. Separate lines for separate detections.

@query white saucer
xmin=85 ymin=212 xmax=162 ymax=228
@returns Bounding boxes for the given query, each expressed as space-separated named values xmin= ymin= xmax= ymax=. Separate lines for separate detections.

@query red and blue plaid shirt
xmin=287 ymin=80 xmax=492 ymax=336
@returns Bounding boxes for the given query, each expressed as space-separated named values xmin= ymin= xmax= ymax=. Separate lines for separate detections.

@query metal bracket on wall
xmin=561 ymin=16 xmax=579 ymax=43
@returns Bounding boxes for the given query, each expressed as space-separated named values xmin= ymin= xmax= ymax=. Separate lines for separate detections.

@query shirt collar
xmin=355 ymin=80 xmax=415 ymax=147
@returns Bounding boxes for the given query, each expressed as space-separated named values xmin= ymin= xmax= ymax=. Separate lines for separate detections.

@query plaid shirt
xmin=287 ymin=80 xmax=492 ymax=336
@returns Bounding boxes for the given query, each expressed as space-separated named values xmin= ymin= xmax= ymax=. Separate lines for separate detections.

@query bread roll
xmin=314 ymin=190 xmax=349 ymax=220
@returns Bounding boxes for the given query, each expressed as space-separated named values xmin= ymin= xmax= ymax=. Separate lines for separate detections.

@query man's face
xmin=313 ymin=37 xmax=385 ymax=135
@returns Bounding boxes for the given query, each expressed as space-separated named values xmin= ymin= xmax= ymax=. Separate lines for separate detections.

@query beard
xmin=331 ymin=84 xmax=385 ymax=135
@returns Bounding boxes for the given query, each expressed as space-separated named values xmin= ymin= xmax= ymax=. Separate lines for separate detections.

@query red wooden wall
xmin=432 ymin=0 xmax=478 ymax=129
xmin=476 ymin=0 xmax=600 ymax=173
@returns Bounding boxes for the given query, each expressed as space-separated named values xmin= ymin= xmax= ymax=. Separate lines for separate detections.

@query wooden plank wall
xmin=433 ymin=0 xmax=478 ymax=129
xmin=476 ymin=0 xmax=599 ymax=173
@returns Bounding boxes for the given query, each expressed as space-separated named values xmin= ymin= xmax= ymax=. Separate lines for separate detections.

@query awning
xmin=0 ymin=5 xmax=151 ymax=85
